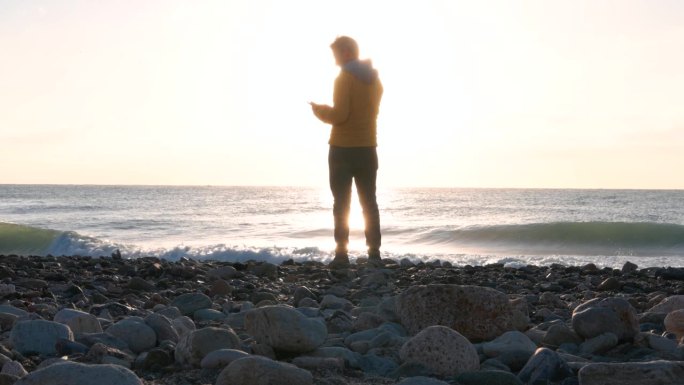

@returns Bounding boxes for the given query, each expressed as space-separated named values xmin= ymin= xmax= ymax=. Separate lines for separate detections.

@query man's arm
xmin=312 ymin=73 xmax=352 ymax=125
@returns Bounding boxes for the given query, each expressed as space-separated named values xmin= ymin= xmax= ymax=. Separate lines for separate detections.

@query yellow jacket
xmin=315 ymin=61 xmax=383 ymax=147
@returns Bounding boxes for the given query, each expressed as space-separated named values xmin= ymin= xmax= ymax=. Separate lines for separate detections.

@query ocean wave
xmin=416 ymin=221 xmax=684 ymax=255
xmin=1 ymin=221 xmax=684 ymax=268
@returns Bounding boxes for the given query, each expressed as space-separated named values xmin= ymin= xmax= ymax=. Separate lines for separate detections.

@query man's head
xmin=330 ymin=36 xmax=359 ymax=66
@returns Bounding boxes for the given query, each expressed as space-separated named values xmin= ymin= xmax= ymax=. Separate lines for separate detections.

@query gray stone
xmin=14 ymin=362 xmax=142 ymax=385
xmin=156 ymin=306 xmax=182 ymax=320
xmin=175 ymin=327 xmax=240 ymax=368
xmin=105 ymin=318 xmax=157 ymax=353
xmin=144 ymin=313 xmax=179 ymax=344
xmin=543 ymin=323 xmax=583 ymax=348
xmin=305 ymin=347 xmax=362 ymax=368
xmin=172 ymin=316 xmax=196 ymax=337
xmin=579 ymin=332 xmax=619 ymax=355
xmin=1 ymin=361 xmax=28 ymax=378
xmin=320 ymin=295 xmax=353 ymax=311
xmin=517 ymin=348 xmax=573 ymax=384
xmin=10 ymin=320 xmax=74 ymax=356
xmin=400 ymin=325 xmax=479 ymax=377
xmin=578 ymin=360 xmax=684 ymax=385
xmin=572 ymin=297 xmax=639 ymax=342
xmin=0 ymin=305 xmax=28 ymax=318
xmin=293 ymin=286 xmax=316 ymax=308
xmin=200 ymin=349 xmax=249 ymax=369
xmin=245 ymin=306 xmax=327 ymax=353
xmin=216 ymin=355 xmax=312 ymax=385
xmin=457 ymin=370 xmax=524 ymax=385
xmin=396 ymin=376 xmax=449 ymax=385
xmin=53 ymin=308 xmax=102 ymax=335
xmin=648 ymin=295 xmax=684 ymax=313
xmin=397 ymin=285 xmax=515 ymax=341
xmin=77 ymin=332 xmax=129 ymax=351
xmin=207 ymin=266 xmax=238 ymax=280
xmin=482 ymin=330 xmax=537 ymax=357
xmin=357 ymin=353 xmax=399 ymax=377
xmin=170 ymin=293 xmax=213 ymax=316
xmin=193 ymin=309 xmax=227 ymax=322
xmin=127 ymin=277 xmax=155 ymax=291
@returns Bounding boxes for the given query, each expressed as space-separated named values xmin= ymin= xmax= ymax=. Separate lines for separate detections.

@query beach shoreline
xmin=1 ymin=254 xmax=684 ymax=384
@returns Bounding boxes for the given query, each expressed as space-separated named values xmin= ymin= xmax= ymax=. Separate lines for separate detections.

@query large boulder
xmin=399 ymin=325 xmax=479 ymax=377
xmin=175 ymin=327 xmax=241 ymax=368
xmin=53 ymin=308 xmax=102 ymax=335
xmin=105 ymin=318 xmax=157 ymax=353
xmin=216 ymin=355 xmax=312 ymax=385
xmin=245 ymin=306 xmax=327 ymax=353
xmin=10 ymin=320 xmax=73 ymax=356
xmin=14 ymin=362 xmax=142 ymax=385
xmin=571 ymin=297 xmax=639 ymax=342
xmin=578 ymin=360 xmax=684 ymax=385
xmin=144 ymin=313 xmax=179 ymax=344
xmin=396 ymin=285 xmax=516 ymax=341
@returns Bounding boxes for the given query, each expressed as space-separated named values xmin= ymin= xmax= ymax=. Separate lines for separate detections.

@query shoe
xmin=329 ymin=253 xmax=350 ymax=269
xmin=367 ymin=248 xmax=382 ymax=267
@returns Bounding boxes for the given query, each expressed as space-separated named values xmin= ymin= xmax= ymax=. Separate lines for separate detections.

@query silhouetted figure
xmin=310 ymin=36 xmax=384 ymax=268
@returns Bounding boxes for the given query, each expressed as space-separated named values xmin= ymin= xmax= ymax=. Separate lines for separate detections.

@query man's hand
xmin=309 ymin=102 xmax=324 ymax=119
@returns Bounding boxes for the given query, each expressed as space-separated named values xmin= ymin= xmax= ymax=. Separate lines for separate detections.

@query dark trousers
xmin=328 ymin=146 xmax=381 ymax=252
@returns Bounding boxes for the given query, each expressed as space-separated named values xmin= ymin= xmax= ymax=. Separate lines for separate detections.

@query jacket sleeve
xmin=317 ymin=73 xmax=351 ymax=125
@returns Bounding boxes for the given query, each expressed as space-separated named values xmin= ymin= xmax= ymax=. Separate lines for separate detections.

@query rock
xmin=194 ymin=309 xmax=227 ymax=322
xmin=14 ymin=361 xmax=142 ymax=385
xmin=172 ymin=316 xmax=196 ymax=337
xmin=77 ymin=332 xmax=129 ymax=351
xmin=357 ymin=354 xmax=399 ymax=377
xmin=0 ymin=305 xmax=28 ymax=318
xmin=216 ymin=355 xmax=312 ymax=385
xmin=622 ymin=261 xmax=638 ymax=274
xmin=139 ymin=349 xmax=173 ymax=370
xmin=210 ymin=280 xmax=233 ymax=296
xmin=0 ymin=284 xmax=15 ymax=296
xmin=579 ymin=332 xmax=619 ymax=355
xmin=156 ymin=306 xmax=182 ymax=320
xmin=597 ymin=277 xmax=622 ymax=291
xmin=290 ymin=356 xmax=344 ymax=372
xmin=482 ymin=330 xmax=537 ymax=357
xmin=488 ymin=349 xmax=533 ymax=372
xmin=396 ymin=285 xmax=515 ymax=341
xmin=320 ymin=295 xmax=353 ymax=311
xmin=305 ymin=347 xmax=362 ymax=368
xmin=0 ymin=374 xmax=19 ymax=385
xmin=250 ymin=263 xmax=278 ymax=280
xmin=207 ymin=266 xmax=238 ymax=280
xmin=144 ymin=313 xmax=179 ymax=344
xmin=175 ymin=327 xmax=241 ymax=368
xmin=456 ymin=370 xmax=524 ymax=385
xmin=127 ymin=277 xmax=155 ymax=291
xmin=517 ymin=348 xmax=572 ymax=384
xmin=651 ymin=296 xmax=684 ymax=314
xmin=293 ymin=286 xmax=316 ymax=308
xmin=1 ymin=361 xmax=27 ymax=378
xmin=665 ymin=309 xmax=684 ymax=342
xmin=399 ymin=325 xmax=479 ymax=377
xmin=396 ymin=376 xmax=450 ymax=385
xmin=10 ymin=320 xmax=74 ymax=355
xmin=542 ymin=323 xmax=583 ymax=348
xmin=0 ymin=313 xmax=18 ymax=332
xmin=578 ymin=360 xmax=684 ymax=385
xmin=53 ymin=308 xmax=102 ymax=335
xmin=352 ymin=312 xmax=385 ymax=332
xmin=170 ymin=293 xmax=213 ymax=316
xmin=245 ymin=306 xmax=327 ymax=353
xmin=105 ymin=318 xmax=157 ymax=353
xmin=200 ymin=349 xmax=249 ymax=369
xmin=571 ymin=297 xmax=639 ymax=342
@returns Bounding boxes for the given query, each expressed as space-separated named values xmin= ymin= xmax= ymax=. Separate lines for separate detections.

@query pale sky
xmin=1 ymin=0 xmax=683 ymax=189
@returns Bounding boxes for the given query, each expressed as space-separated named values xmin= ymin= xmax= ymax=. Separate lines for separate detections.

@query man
xmin=310 ymin=36 xmax=384 ymax=268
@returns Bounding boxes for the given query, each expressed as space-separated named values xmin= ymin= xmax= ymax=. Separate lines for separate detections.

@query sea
xmin=1 ymin=185 xmax=683 ymax=268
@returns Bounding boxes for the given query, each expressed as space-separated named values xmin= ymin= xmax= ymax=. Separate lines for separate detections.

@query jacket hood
xmin=343 ymin=59 xmax=378 ymax=84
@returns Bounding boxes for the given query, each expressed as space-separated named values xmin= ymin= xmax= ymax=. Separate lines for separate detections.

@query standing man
xmin=310 ymin=36 xmax=384 ymax=268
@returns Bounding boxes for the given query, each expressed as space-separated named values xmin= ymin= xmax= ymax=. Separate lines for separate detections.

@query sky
xmin=1 ymin=0 xmax=683 ymax=189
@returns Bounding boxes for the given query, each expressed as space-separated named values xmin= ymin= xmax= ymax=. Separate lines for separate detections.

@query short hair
xmin=330 ymin=36 xmax=359 ymax=59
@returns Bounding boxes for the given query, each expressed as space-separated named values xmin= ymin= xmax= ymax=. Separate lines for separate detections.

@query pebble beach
xmin=2 ymin=254 xmax=684 ymax=385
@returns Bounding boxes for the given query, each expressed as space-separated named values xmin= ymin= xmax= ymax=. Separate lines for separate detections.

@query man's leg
xmin=354 ymin=148 xmax=381 ymax=262
xmin=329 ymin=146 xmax=353 ymax=266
